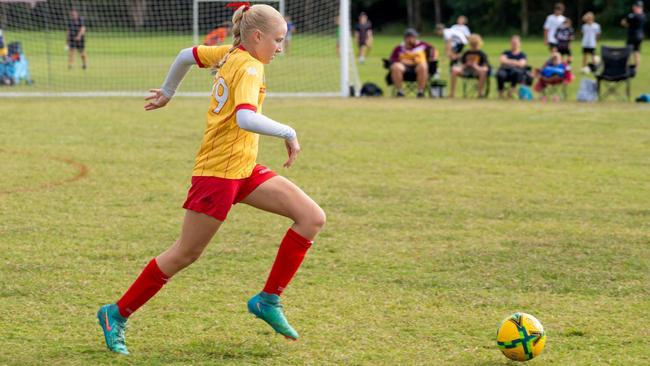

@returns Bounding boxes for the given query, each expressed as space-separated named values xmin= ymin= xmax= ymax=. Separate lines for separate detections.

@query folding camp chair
xmin=596 ymin=46 xmax=632 ymax=101
xmin=461 ymin=66 xmax=491 ymax=98
xmin=539 ymin=76 xmax=568 ymax=100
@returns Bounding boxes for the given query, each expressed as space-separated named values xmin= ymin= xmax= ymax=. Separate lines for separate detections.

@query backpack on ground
xmin=577 ymin=79 xmax=598 ymax=102
xmin=360 ymin=82 xmax=383 ymax=97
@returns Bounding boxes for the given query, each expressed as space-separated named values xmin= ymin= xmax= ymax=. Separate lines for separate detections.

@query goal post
xmin=339 ymin=0 xmax=350 ymax=97
xmin=0 ymin=0 xmax=357 ymax=98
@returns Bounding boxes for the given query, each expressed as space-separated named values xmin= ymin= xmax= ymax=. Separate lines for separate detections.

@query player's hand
xmin=283 ymin=137 xmax=301 ymax=168
xmin=144 ymin=89 xmax=170 ymax=111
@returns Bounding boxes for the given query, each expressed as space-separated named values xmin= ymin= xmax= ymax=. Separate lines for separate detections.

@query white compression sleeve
xmin=160 ymin=47 xmax=196 ymax=98
xmin=236 ymin=109 xmax=297 ymax=140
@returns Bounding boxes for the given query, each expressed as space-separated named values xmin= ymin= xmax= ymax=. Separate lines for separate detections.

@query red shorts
xmin=182 ymin=164 xmax=277 ymax=221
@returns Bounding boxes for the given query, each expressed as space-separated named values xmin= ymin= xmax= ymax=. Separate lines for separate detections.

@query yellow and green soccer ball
xmin=496 ymin=312 xmax=546 ymax=361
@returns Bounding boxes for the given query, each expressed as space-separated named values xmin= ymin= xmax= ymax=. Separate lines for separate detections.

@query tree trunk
xmin=129 ymin=0 xmax=147 ymax=29
xmin=0 ymin=3 xmax=7 ymax=29
xmin=433 ymin=0 xmax=442 ymax=25
xmin=576 ymin=0 xmax=583 ymax=25
xmin=520 ymin=0 xmax=529 ymax=36
xmin=406 ymin=0 xmax=422 ymax=29
xmin=303 ymin=0 xmax=315 ymax=31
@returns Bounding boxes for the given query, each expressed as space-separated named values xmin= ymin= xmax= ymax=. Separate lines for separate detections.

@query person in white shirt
xmin=435 ymin=23 xmax=468 ymax=65
xmin=581 ymin=12 xmax=601 ymax=73
xmin=543 ymin=3 xmax=566 ymax=52
xmin=451 ymin=16 xmax=471 ymax=37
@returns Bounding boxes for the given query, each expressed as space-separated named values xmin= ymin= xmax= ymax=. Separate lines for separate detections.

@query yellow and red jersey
xmin=389 ymin=41 xmax=432 ymax=66
xmin=191 ymin=44 xmax=266 ymax=179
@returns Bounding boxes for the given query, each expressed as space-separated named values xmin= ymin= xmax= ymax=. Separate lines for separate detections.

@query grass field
xmin=1 ymin=96 xmax=649 ymax=365
xmin=1 ymin=31 xmax=649 ymax=98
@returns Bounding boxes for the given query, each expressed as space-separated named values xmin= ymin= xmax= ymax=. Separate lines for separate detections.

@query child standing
xmin=97 ymin=4 xmax=325 ymax=355
xmin=283 ymin=15 xmax=296 ymax=53
xmin=555 ymin=18 xmax=575 ymax=64
xmin=581 ymin=12 xmax=601 ymax=73
xmin=354 ymin=12 xmax=373 ymax=63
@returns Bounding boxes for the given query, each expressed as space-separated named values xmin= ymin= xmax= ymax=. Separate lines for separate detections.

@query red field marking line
xmin=0 ymin=149 xmax=89 ymax=195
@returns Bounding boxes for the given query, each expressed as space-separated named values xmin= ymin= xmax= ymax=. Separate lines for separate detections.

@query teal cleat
xmin=247 ymin=292 xmax=299 ymax=340
xmin=97 ymin=304 xmax=129 ymax=355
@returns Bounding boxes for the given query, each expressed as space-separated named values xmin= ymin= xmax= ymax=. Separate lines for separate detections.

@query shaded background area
xmin=354 ymin=0 xmax=648 ymax=36
xmin=1 ymin=0 xmax=648 ymax=35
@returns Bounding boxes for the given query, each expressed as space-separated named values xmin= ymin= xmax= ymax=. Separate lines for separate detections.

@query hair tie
xmin=226 ymin=2 xmax=251 ymax=11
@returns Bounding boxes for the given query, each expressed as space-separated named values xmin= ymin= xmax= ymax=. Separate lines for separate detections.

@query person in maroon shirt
xmin=388 ymin=28 xmax=437 ymax=97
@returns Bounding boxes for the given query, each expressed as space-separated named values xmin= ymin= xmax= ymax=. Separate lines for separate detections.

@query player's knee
xmin=312 ymin=206 xmax=326 ymax=231
xmin=297 ymin=204 xmax=326 ymax=235
xmin=174 ymin=246 xmax=205 ymax=266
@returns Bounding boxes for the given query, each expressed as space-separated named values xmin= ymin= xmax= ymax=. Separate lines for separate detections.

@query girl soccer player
xmin=97 ymin=4 xmax=325 ymax=355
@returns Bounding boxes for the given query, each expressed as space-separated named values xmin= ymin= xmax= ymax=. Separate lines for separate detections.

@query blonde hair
xmin=551 ymin=51 xmax=562 ymax=64
xmin=213 ymin=4 xmax=283 ymax=72
xmin=582 ymin=11 xmax=594 ymax=23
xmin=468 ymin=34 xmax=483 ymax=49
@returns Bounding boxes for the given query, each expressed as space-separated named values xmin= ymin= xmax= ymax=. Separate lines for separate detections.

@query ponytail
xmin=211 ymin=4 xmax=282 ymax=73
xmin=213 ymin=5 xmax=246 ymax=73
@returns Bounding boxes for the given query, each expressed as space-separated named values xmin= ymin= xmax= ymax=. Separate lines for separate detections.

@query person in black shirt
xmin=496 ymin=35 xmax=528 ymax=99
xmin=555 ymin=18 xmax=574 ymax=63
xmin=450 ymin=34 xmax=489 ymax=98
xmin=354 ymin=12 xmax=373 ymax=64
xmin=622 ymin=1 xmax=646 ymax=66
xmin=67 ymin=10 xmax=87 ymax=70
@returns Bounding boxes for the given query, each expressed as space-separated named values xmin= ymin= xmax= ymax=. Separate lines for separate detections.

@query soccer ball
xmin=496 ymin=312 xmax=546 ymax=362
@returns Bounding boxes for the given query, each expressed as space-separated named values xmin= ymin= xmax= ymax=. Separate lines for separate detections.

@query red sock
xmin=116 ymin=258 xmax=170 ymax=318
xmin=263 ymin=228 xmax=312 ymax=296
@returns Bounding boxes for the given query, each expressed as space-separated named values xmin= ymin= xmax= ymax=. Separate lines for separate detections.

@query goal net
xmin=0 ymin=0 xmax=356 ymax=97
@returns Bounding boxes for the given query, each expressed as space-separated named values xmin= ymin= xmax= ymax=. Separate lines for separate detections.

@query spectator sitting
xmin=204 ymin=22 xmax=230 ymax=46
xmin=496 ymin=35 xmax=528 ymax=99
xmin=388 ymin=28 xmax=437 ymax=98
xmin=449 ymin=34 xmax=489 ymax=98
xmin=534 ymin=51 xmax=573 ymax=99
xmin=451 ymin=15 xmax=471 ymax=37
xmin=555 ymin=18 xmax=575 ymax=63
xmin=435 ymin=23 xmax=467 ymax=65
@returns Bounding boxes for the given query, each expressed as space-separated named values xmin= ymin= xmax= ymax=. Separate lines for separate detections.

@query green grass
xmin=1 ymin=97 xmax=649 ymax=365
xmin=2 ymin=31 xmax=648 ymax=98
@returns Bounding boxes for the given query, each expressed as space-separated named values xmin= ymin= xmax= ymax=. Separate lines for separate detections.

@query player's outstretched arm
xmin=235 ymin=109 xmax=300 ymax=167
xmin=145 ymin=48 xmax=196 ymax=111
